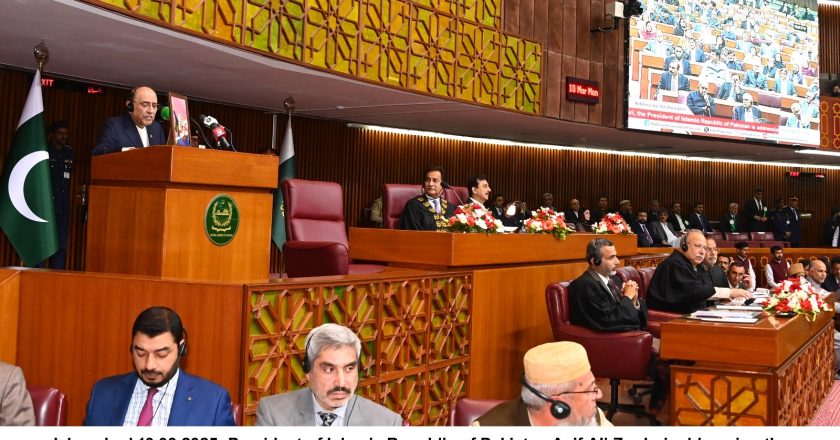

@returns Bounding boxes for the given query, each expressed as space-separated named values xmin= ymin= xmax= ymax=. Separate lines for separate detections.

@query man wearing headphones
xmin=474 ymin=341 xmax=611 ymax=426
xmin=92 ymin=86 xmax=166 ymax=156
xmin=83 ymin=306 xmax=235 ymax=426
xmin=647 ymin=230 xmax=752 ymax=313
xmin=256 ymin=323 xmax=402 ymax=426
xmin=399 ymin=165 xmax=456 ymax=231
xmin=568 ymin=238 xmax=646 ymax=332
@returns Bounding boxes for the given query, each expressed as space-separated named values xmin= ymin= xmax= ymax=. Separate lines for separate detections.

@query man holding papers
xmin=647 ymin=230 xmax=752 ymax=313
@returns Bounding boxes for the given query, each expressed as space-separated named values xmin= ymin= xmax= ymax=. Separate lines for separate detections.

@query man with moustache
xmin=83 ymin=307 xmax=235 ymax=426
xmin=256 ymin=324 xmax=402 ymax=426
xmin=467 ymin=175 xmax=492 ymax=207
xmin=647 ymin=230 xmax=752 ymax=313
xmin=650 ymin=209 xmax=679 ymax=247
xmin=92 ymin=86 xmax=167 ymax=155
xmin=732 ymin=242 xmax=757 ymax=290
xmin=668 ymin=202 xmax=690 ymax=234
xmin=764 ymin=245 xmax=789 ymax=289
xmin=702 ymin=237 xmax=728 ymax=288
xmin=399 ymin=165 xmax=456 ymax=231
xmin=719 ymin=202 xmax=741 ymax=233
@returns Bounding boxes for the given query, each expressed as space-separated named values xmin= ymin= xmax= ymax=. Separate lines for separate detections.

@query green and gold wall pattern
xmin=91 ymin=0 xmax=542 ymax=113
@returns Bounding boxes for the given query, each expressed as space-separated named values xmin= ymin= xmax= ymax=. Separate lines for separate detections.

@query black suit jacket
xmin=743 ymin=198 xmax=768 ymax=232
xmin=634 ymin=222 xmax=655 ymax=247
xmin=822 ymin=275 xmax=840 ymax=293
xmin=668 ymin=213 xmax=690 ymax=233
xmin=718 ymin=213 xmax=741 ymax=233
xmin=649 ymin=221 xmax=676 ymax=247
xmin=783 ymin=206 xmax=801 ymax=246
xmin=687 ymin=212 xmax=712 ymax=232
xmin=92 ymin=113 xmax=167 ymax=156
xmin=568 ymin=270 xmax=648 ymax=331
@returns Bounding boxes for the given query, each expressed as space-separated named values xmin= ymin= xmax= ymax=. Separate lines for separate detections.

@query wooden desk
xmin=350 ymin=229 xmax=638 ymax=399
xmin=661 ymin=311 xmax=835 ymax=425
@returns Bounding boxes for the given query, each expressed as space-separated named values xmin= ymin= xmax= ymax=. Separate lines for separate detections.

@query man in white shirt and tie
xmin=398 ymin=165 xmax=456 ymax=230
xmin=92 ymin=86 xmax=167 ymax=155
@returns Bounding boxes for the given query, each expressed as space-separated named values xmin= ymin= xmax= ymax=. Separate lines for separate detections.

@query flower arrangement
xmin=761 ymin=277 xmax=832 ymax=321
xmin=522 ymin=207 xmax=573 ymax=239
xmin=447 ymin=202 xmax=504 ymax=233
xmin=592 ymin=213 xmax=632 ymax=235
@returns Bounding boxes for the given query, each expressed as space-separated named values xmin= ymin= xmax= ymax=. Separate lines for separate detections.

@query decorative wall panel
xmin=244 ymin=272 xmax=470 ymax=425
xmin=88 ymin=0 xmax=542 ymax=114
xmin=820 ymin=97 xmax=840 ymax=151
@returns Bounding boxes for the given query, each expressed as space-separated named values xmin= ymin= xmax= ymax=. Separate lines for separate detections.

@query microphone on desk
xmin=440 ymin=180 xmax=465 ymax=206
xmin=200 ymin=114 xmax=233 ymax=150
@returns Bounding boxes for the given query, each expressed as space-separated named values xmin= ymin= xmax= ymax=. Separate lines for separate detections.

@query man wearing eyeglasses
xmin=647 ymin=230 xmax=751 ymax=313
xmin=473 ymin=342 xmax=611 ymax=426
xmin=92 ymin=86 xmax=166 ymax=156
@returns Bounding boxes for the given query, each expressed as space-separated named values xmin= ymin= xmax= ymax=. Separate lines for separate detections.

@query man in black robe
xmin=701 ymin=237 xmax=728 ymax=288
xmin=647 ymin=231 xmax=752 ymax=313
xmin=399 ymin=165 xmax=455 ymax=231
xmin=569 ymin=238 xmax=646 ymax=332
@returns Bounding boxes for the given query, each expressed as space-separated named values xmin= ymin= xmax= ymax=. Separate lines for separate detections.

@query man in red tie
xmin=83 ymin=307 xmax=235 ymax=426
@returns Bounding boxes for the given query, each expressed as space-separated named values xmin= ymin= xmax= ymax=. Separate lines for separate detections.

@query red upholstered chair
xmin=232 ymin=403 xmax=242 ymax=426
xmin=545 ymin=282 xmax=658 ymax=424
xmin=620 ymin=266 xmax=681 ymax=338
xmin=750 ymin=232 xmax=786 ymax=248
xmin=706 ymin=232 xmax=723 ymax=241
xmin=382 ymin=184 xmax=422 ymax=229
xmin=717 ymin=240 xmax=735 ymax=248
xmin=282 ymin=179 xmax=384 ymax=277
xmin=725 ymin=232 xmax=759 ymax=248
xmin=27 ymin=386 xmax=67 ymax=426
xmin=382 ymin=184 xmax=468 ymax=229
xmin=448 ymin=397 xmax=504 ymax=426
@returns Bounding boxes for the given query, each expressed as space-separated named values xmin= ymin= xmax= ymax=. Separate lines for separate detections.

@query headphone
xmin=302 ymin=327 xmax=361 ymax=374
xmin=126 ymin=87 xmax=138 ymax=113
xmin=592 ymin=255 xmax=602 ymax=266
xmin=520 ymin=374 xmax=571 ymax=419
xmin=680 ymin=234 xmax=689 ymax=252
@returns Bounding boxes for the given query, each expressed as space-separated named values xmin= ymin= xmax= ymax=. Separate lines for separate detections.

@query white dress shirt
xmin=123 ymin=369 xmax=180 ymax=426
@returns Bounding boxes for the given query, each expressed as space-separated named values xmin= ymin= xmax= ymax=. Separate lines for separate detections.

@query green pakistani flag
xmin=271 ymin=116 xmax=296 ymax=249
xmin=0 ymin=70 xmax=58 ymax=266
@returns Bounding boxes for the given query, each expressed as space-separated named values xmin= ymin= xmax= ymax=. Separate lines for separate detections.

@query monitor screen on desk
xmin=625 ymin=0 xmax=819 ymax=147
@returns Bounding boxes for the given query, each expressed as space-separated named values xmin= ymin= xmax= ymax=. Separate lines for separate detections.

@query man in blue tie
xmin=83 ymin=307 xmax=235 ymax=426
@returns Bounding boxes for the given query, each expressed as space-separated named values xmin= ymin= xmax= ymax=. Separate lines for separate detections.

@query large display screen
xmin=626 ymin=0 xmax=820 ymax=147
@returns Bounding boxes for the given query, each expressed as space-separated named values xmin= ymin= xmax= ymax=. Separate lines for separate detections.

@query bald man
xmin=93 ymin=86 xmax=166 ymax=155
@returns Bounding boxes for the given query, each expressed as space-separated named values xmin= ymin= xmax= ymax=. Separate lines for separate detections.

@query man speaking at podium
xmin=92 ymin=86 xmax=166 ymax=156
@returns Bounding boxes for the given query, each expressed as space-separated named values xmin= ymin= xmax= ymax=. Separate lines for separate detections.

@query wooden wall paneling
xmin=588 ymin=61 xmax=604 ymax=125
xmin=575 ymin=0 xmax=591 ymax=61
xmin=504 ymin=0 xmax=521 ymax=34
xmin=820 ymin=4 xmax=840 ymax=74
xmin=532 ymin=0 xmax=549 ymax=45
xmin=603 ymin=63 xmax=619 ymax=126
xmin=589 ymin=0 xmax=606 ymax=64
xmin=0 ymin=269 xmax=20 ymax=363
xmin=575 ymin=59 xmax=592 ymax=122
xmin=560 ymin=55 xmax=577 ymax=120
xmin=544 ymin=51 xmax=563 ymax=118
xmin=15 ymin=271 xmax=244 ymax=425
xmin=547 ymin=0 xmax=564 ymax=52
xmin=562 ymin=1 xmax=578 ymax=56
xmin=518 ymin=0 xmax=535 ymax=39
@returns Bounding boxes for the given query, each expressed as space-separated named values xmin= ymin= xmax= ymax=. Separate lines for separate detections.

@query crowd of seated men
xmin=630 ymin=0 xmax=820 ymax=127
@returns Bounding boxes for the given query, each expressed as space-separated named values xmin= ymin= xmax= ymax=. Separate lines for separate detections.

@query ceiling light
xmin=795 ymin=149 xmax=840 ymax=157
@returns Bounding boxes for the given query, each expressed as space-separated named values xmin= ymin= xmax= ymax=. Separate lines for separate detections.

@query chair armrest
xmin=648 ymin=309 xmax=683 ymax=323
xmin=283 ymin=241 xmax=349 ymax=277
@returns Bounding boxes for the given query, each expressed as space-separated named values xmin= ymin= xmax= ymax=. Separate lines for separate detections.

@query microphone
xmin=440 ymin=180 xmax=465 ymax=206
xmin=160 ymin=106 xmax=171 ymax=121
xmin=200 ymin=114 xmax=232 ymax=149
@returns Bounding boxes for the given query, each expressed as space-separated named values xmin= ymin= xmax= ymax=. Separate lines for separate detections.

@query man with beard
xmin=399 ymin=165 xmax=456 ymax=231
xmin=732 ymin=242 xmax=757 ymax=291
xmin=764 ymin=245 xmax=789 ymax=289
xmin=702 ymin=237 xmax=728 ymax=288
xmin=474 ymin=342 xmax=612 ymax=426
xmin=647 ymin=231 xmax=752 ymax=313
xmin=83 ymin=307 xmax=235 ymax=426
xmin=257 ymin=324 xmax=401 ymax=426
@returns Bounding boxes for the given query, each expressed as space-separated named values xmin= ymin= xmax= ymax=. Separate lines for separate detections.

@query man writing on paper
xmin=92 ymin=86 xmax=166 ymax=156
xmin=647 ymin=230 xmax=752 ymax=313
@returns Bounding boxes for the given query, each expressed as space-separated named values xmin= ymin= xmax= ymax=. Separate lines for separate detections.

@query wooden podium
xmin=86 ymin=146 xmax=278 ymax=282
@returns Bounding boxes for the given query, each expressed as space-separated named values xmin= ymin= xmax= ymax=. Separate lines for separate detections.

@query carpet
xmin=809 ymin=380 xmax=840 ymax=426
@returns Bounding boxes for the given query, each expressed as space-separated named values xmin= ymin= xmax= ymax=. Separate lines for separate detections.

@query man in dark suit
xmin=634 ymin=211 xmax=655 ymax=247
xmin=650 ymin=209 xmax=679 ymax=247
xmin=399 ymin=165 xmax=456 ymax=231
xmin=564 ymin=198 xmax=585 ymax=231
xmin=687 ymin=80 xmax=715 ymax=116
xmin=687 ymin=202 xmax=712 ymax=233
xmin=743 ymin=187 xmax=768 ymax=232
xmin=84 ymin=307 xmax=235 ymax=426
xmin=717 ymin=73 xmax=745 ymax=102
xmin=822 ymin=256 xmax=840 ymax=292
xmin=744 ymin=64 xmax=768 ymax=90
xmin=774 ymin=69 xmax=797 ymax=96
xmin=783 ymin=195 xmax=802 ymax=247
xmin=663 ymin=46 xmax=692 ymax=76
xmin=719 ymin=202 xmax=741 ymax=233
xmin=769 ymin=197 xmax=790 ymax=241
xmin=569 ymin=238 xmax=646 ymax=332
xmin=668 ymin=202 xmax=690 ymax=233
xmin=657 ymin=61 xmax=690 ymax=97
xmin=825 ymin=209 xmax=840 ymax=247
xmin=589 ymin=195 xmax=611 ymax=225
xmin=732 ymin=93 xmax=762 ymax=122
xmin=92 ymin=86 xmax=167 ymax=155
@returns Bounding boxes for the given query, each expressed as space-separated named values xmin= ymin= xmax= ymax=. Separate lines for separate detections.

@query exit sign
xmin=566 ymin=77 xmax=600 ymax=104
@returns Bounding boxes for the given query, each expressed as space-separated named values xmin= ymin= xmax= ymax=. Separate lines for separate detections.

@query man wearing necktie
xmin=634 ymin=211 xmax=655 ymax=247
xmin=687 ymin=202 xmax=711 ymax=233
xmin=398 ymin=165 xmax=456 ymax=231
xmin=743 ymin=187 xmax=768 ymax=232
xmin=83 ymin=307 xmax=236 ymax=426
xmin=256 ymin=324 xmax=402 ymax=426
xmin=92 ymin=86 xmax=167 ymax=156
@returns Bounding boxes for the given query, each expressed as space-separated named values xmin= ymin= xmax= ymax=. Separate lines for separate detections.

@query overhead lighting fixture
xmin=796 ymin=149 xmax=840 ymax=157
xmin=346 ymin=123 xmax=840 ymax=170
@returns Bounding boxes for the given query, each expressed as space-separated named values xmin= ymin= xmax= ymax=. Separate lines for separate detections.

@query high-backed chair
xmin=545 ymin=282 xmax=658 ymax=425
xmin=232 ymin=403 xmax=242 ymax=426
xmin=448 ymin=397 xmax=504 ymax=426
xmin=750 ymin=232 xmax=786 ymax=248
xmin=382 ymin=184 xmax=467 ymax=229
xmin=725 ymin=232 xmax=758 ymax=248
xmin=282 ymin=179 xmax=384 ymax=277
xmin=706 ymin=232 xmax=723 ymax=241
xmin=620 ymin=266 xmax=681 ymax=338
xmin=27 ymin=386 xmax=67 ymax=426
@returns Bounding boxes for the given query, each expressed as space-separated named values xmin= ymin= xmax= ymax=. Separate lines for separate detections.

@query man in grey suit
xmin=256 ymin=324 xmax=402 ymax=426
xmin=0 ymin=361 xmax=35 ymax=426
